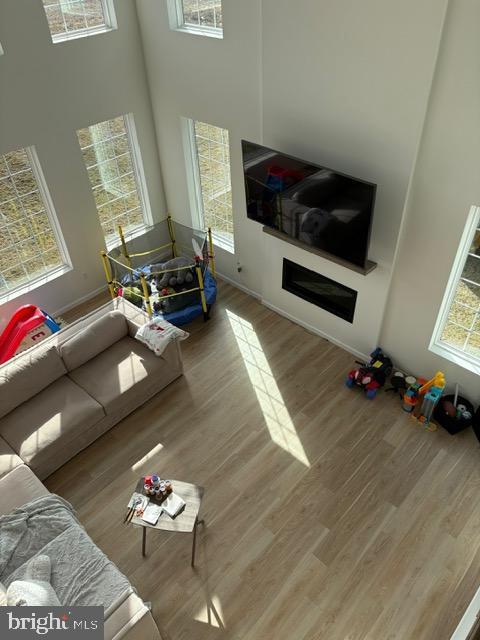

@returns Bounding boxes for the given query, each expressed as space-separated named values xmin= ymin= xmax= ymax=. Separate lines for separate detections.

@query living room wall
xmin=136 ymin=0 xmax=263 ymax=289
xmin=380 ymin=0 xmax=480 ymax=401
xmin=136 ymin=0 xmax=448 ymax=356
xmin=0 ymin=0 xmax=165 ymax=327
xmin=258 ymin=0 xmax=448 ymax=356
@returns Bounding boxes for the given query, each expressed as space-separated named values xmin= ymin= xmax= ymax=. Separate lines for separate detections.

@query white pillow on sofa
xmin=0 ymin=581 xmax=6 ymax=606
xmin=135 ymin=318 xmax=189 ymax=357
xmin=7 ymin=555 xmax=60 ymax=607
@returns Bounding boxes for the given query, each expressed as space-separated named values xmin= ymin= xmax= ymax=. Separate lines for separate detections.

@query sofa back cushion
xmin=0 ymin=346 xmax=67 ymax=419
xmin=59 ymin=311 xmax=129 ymax=371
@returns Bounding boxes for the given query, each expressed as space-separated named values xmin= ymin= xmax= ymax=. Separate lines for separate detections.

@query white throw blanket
xmin=135 ymin=317 xmax=189 ymax=356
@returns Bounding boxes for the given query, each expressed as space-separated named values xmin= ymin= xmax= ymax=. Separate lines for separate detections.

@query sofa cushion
xmin=0 ymin=345 xmax=66 ymax=419
xmin=0 ymin=436 xmax=23 ymax=480
xmin=0 ymin=376 xmax=105 ymax=478
xmin=68 ymin=336 xmax=175 ymax=414
xmin=59 ymin=311 xmax=129 ymax=371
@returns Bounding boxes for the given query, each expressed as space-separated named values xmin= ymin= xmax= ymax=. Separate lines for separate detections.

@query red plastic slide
xmin=0 ymin=305 xmax=57 ymax=365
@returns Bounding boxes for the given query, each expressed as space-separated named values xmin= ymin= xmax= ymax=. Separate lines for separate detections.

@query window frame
xmin=167 ymin=0 xmax=223 ymax=39
xmin=78 ymin=113 xmax=153 ymax=250
xmin=0 ymin=146 xmax=72 ymax=304
xmin=182 ymin=117 xmax=234 ymax=253
xmin=43 ymin=0 xmax=117 ymax=44
xmin=430 ymin=205 xmax=480 ymax=374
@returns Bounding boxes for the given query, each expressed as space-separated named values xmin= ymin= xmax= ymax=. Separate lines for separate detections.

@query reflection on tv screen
xmin=242 ymin=141 xmax=376 ymax=268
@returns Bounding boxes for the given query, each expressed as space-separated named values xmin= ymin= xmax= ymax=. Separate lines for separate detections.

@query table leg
xmin=142 ymin=527 xmax=147 ymax=557
xmin=191 ymin=517 xmax=204 ymax=567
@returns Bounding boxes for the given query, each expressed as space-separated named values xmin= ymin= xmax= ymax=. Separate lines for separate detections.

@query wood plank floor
xmin=46 ymin=281 xmax=480 ymax=640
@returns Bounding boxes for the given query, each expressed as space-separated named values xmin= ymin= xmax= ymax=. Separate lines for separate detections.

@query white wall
xmin=380 ymin=0 xmax=480 ymax=401
xmin=136 ymin=0 xmax=448 ymax=356
xmin=259 ymin=0 xmax=448 ymax=356
xmin=135 ymin=0 xmax=263 ymax=290
xmin=0 ymin=0 xmax=165 ymax=327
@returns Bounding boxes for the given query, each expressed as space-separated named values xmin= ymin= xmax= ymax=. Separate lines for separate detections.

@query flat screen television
xmin=241 ymin=140 xmax=376 ymax=269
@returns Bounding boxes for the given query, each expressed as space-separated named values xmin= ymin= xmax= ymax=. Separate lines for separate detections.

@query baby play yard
xmin=101 ymin=216 xmax=217 ymax=326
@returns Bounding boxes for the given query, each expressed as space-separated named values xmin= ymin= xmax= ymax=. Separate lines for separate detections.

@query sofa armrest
xmin=126 ymin=319 xmax=142 ymax=339
xmin=104 ymin=592 xmax=161 ymax=640
xmin=127 ymin=319 xmax=184 ymax=373
xmin=0 ymin=464 xmax=48 ymax=515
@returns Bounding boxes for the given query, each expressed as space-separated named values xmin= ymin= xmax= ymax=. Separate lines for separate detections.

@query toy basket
xmin=433 ymin=394 xmax=474 ymax=435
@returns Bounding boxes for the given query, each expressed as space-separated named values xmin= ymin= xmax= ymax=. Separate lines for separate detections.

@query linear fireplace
xmin=282 ymin=259 xmax=357 ymax=323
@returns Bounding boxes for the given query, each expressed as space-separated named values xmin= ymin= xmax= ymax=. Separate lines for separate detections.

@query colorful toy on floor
xmin=403 ymin=371 xmax=446 ymax=428
xmin=402 ymin=379 xmax=423 ymax=413
xmin=0 ymin=305 xmax=60 ymax=365
xmin=346 ymin=347 xmax=393 ymax=399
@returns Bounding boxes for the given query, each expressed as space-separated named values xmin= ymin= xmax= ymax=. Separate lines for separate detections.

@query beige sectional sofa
xmin=0 ymin=298 xmax=184 ymax=639
xmin=0 ymin=464 xmax=161 ymax=640
xmin=0 ymin=298 xmax=183 ymax=480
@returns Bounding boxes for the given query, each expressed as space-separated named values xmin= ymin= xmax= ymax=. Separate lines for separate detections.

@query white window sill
xmin=173 ymin=25 xmax=223 ymax=39
xmin=429 ymin=340 xmax=480 ymax=376
xmin=0 ymin=264 xmax=72 ymax=306
xmin=212 ymin=232 xmax=234 ymax=254
xmin=106 ymin=223 xmax=151 ymax=252
xmin=51 ymin=25 xmax=115 ymax=44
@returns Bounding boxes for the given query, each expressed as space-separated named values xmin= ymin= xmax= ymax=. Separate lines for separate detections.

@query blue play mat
xmin=161 ymin=270 xmax=217 ymax=326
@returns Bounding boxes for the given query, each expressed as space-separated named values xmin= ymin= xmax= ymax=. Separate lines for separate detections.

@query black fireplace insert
xmin=282 ymin=259 xmax=357 ymax=323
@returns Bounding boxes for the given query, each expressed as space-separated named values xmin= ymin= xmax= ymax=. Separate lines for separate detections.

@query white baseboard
xmin=450 ymin=586 xmax=480 ymax=639
xmin=54 ymin=284 xmax=107 ymax=317
xmin=261 ymin=300 xmax=369 ymax=362
xmin=216 ymin=272 xmax=368 ymax=362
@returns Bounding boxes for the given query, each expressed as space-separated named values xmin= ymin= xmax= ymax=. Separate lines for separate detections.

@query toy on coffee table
xmin=345 ymin=347 xmax=393 ymax=399
xmin=143 ymin=474 xmax=173 ymax=502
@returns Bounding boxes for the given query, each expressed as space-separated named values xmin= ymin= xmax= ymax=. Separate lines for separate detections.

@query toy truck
xmin=345 ymin=347 xmax=393 ymax=399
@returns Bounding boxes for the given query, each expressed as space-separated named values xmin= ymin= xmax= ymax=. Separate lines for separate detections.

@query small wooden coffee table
xmin=130 ymin=478 xmax=204 ymax=567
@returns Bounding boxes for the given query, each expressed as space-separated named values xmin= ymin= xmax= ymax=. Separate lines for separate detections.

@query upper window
xmin=431 ymin=205 xmax=480 ymax=373
xmin=185 ymin=119 xmax=234 ymax=251
xmin=0 ymin=147 xmax=69 ymax=299
xmin=77 ymin=114 xmax=152 ymax=247
xmin=168 ymin=0 xmax=223 ymax=38
xmin=42 ymin=0 xmax=116 ymax=43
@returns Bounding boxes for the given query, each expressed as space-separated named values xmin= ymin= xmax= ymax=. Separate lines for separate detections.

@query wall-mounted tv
xmin=241 ymin=140 xmax=376 ymax=269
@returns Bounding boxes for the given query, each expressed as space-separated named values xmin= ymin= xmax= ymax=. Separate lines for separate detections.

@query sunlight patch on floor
xmin=131 ymin=443 xmax=164 ymax=472
xmin=227 ymin=310 xmax=310 ymax=466
xmin=194 ymin=594 xmax=226 ymax=629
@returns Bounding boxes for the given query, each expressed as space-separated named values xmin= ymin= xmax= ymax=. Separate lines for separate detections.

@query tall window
xmin=42 ymin=0 xmax=116 ymax=43
xmin=0 ymin=148 xmax=68 ymax=298
xmin=77 ymin=115 xmax=151 ymax=247
xmin=431 ymin=205 xmax=480 ymax=371
xmin=169 ymin=0 xmax=223 ymax=38
xmin=186 ymin=119 xmax=234 ymax=251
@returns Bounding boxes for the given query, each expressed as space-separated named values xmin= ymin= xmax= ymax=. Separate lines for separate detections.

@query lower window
xmin=430 ymin=205 xmax=480 ymax=371
xmin=0 ymin=147 xmax=69 ymax=299
xmin=185 ymin=119 xmax=234 ymax=252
